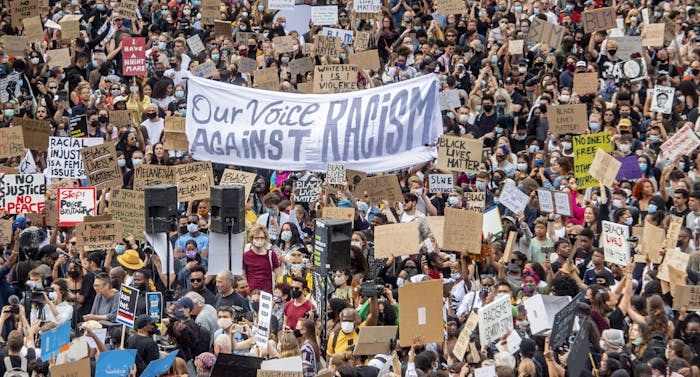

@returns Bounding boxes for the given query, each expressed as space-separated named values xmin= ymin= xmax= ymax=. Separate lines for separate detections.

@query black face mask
xmin=98 ymin=115 xmax=109 ymax=123
xmin=327 ymin=311 xmax=336 ymax=320
xmin=146 ymin=112 xmax=157 ymax=119
xmin=68 ymin=270 xmax=80 ymax=278
xmin=684 ymin=332 xmax=698 ymax=344
xmin=291 ymin=289 xmax=302 ymax=299
xmin=293 ymin=329 xmax=302 ymax=338
xmin=91 ymin=120 xmax=100 ymax=128
xmin=691 ymin=69 xmax=700 ymax=76
xmin=482 ymin=104 xmax=494 ymax=112
xmin=180 ymin=226 xmax=188 ymax=234
xmin=155 ymin=70 xmax=164 ymax=77
xmin=170 ymin=62 xmax=177 ymax=69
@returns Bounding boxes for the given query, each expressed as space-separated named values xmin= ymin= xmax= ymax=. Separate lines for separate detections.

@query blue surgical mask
xmin=192 ymin=0 xmax=201 ymax=6
xmin=132 ymin=158 xmax=143 ymax=165
xmin=529 ymin=145 xmax=539 ymax=153
xmin=179 ymin=108 xmax=186 ymax=116
xmin=267 ymin=207 xmax=277 ymax=216
xmin=211 ymin=54 xmax=220 ymax=61
xmin=118 ymin=159 xmax=126 ymax=167
xmin=447 ymin=197 xmax=459 ymax=206
xmin=679 ymin=162 xmax=686 ymax=170
xmin=96 ymin=4 xmax=105 ymax=11
xmin=647 ymin=204 xmax=657 ymax=214
xmin=649 ymin=135 xmax=660 ymax=143
xmin=624 ymin=217 xmax=633 ymax=225
xmin=4 ymin=109 xmax=14 ymax=118
xmin=639 ymin=163 xmax=647 ymax=171
xmin=476 ymin=181 xmax=486 ymax=191
xmin=72 ymin=0 xmax=78 ymax=6
xmin=280 ymin=231 xmax=292 ymax=242
xmin=187 ymin=223 xmax=199 ymax=233
xmin=533 ymin=8 xmax=541 ymax=15
xmin=258 ymin=5 xmax=264 ymax=11
xmin=517 ymin=163 xmax=528 ymax=171
xmin=514 ymin=5 xmax=523 ymax=12
xmin=451 ymin=273 xmax=461 ymax=280
xmin=491 ymin=55 xmax=498 ymax=64
xmin=159 ymin=41 xmax=167 ymax=50
xmin=589 ymin=122 xmax=600 ymax=131
xmin=495 ymin=127 xmax=504 ymax=134
xmin=515 ymin=134 xmax=527 ymax=141
xmin=115 ymin=245 xmax=126 ymax=254
xmin=175 ymin=90 xmax=185 ymax=98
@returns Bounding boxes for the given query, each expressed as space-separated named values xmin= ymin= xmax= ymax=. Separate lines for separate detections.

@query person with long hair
xmin=627 ymin=295 xmax=674 ymax=340
xmin=631 ymin=178 xmax=656 ymax=222
xmin=278 ymin=330 xmax=300 ymax=358
xmin=149 ymin=142 xmax=170 ymax=165
xmin=628 ymin=323 xmax=664 ymax=362
xmin=125 ymin=78 xmax=151 ymax=122
xmin=297 ymin=318 xmax=321 ymax=377
xmin=43 ymin=279 xmax=73 ymax=326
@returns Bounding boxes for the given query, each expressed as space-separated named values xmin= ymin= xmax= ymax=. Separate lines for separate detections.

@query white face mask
xmin=619 ymin=144 xmax=630 ymax=153
xmin=253 ymin=239 xmax=265 ymax=248
xmin=351 ymin=241 xmax=362 ymax=249
xmin=217 ymin=318 xmax=232 ymax=329
xmin=396 ymin=277 xmax=405 ymax=287
xmin=341 ymin=321 xmax=355 ymax=334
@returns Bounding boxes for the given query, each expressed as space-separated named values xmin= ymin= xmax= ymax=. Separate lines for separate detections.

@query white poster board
xmin=602 ymin=220 xmax=630 ymax=266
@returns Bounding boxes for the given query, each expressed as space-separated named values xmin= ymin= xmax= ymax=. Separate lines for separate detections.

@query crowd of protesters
xmin=0 ymin=1 xmax=699 ymax=377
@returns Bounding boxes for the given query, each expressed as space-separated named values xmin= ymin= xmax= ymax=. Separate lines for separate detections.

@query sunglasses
xmin=190 ymin=278 xmax=203 ymax=283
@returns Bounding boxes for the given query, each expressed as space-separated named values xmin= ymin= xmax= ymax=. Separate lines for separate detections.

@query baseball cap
xmin=134 ymin=314 xmax=155 ymax=330
xmin=618 ymin=118 xmax=632 ymax=127
xmin=576 ymin=60 xmax=587 ymax=67
xmin=602 ymin=329 xmax=625 ymax=348
xmin=173 ymin=296 xmax=194 ymax=310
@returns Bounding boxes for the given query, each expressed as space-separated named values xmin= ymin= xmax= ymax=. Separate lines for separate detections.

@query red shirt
xmin=283 ymin=299 xmax=315 ymax=329
xmin=242 ymin=247 xmax=280 ymax=294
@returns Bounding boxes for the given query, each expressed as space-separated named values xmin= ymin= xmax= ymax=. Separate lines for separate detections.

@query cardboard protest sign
xmin=311 ymin=5 xmax=338 ymax=25
xmin=658 ymin=249 xmax=689 ymax=282
xmin=437 ymin=136 xmax=482 ymax=173
xmin=482 ymin=206 xmax=503 ymax=237
xmin=499 ymin=183 xmax=529 ymax=214
xmin=352 ymin=174 xmax=403 ymax=204
xmin=650 ymin=85 xmax=674 ymax=114
xmin=453 ymin=312 xmax=478 ymax=361
xmin=602 ymin=220 xmax=629 ymax=266
xmin=640 ymin=221 xmax=664 ymax=263
xmin=255 ymin=292 xmax=274 ymax=348
xmin=214 ymin=20 xmax=232 ymax=37
xmin=95 ymin=350 xmax=137 ymax=377
xmin=2 ymin=36 xmax=27 ymax=57
xmin=313 ymin=65 xmax=358 ymax=93
xmin=77 ymin=220 xmax=123 ymax=251
xmin=0 ymin=174 xmax=46 ymax=214
xmin=347 ymin=50 xmax=381 ymax=72
xmin=495 ymin=331 xmax=522 ymax=355
xmin=272 ymin=36 xmax=296 ymax=54
xmin=163 ymin=116 xmax=189 ymax=151
xmin=191 ymin=61 xmax=218 ymax=79
xmin=187 ymin=34 xmax=205 ymax=55
xmin=293 ymin=175 xmax=322 ymax=203
xmin=23 ymin=16 xmax=44 ymax=43
xmin=199 ymin=0 xmax=219 ymax=25
xmin=58 ymin=187 xmax=96 ymax=226
xmin=314 ymin=35 xmax=341 ymax=57
xmin=444 ymin=207 xmax=482 ymax=253
xmin=353 ymin=326 xmax=398 ymax=356
xmin=428 ymin=174 xmax=454 ymax=193
xmin=662 ymin=17 xmax=676 ymax=46
xmin=665 ymin=216 xmax=683 ymax=255
xmin=108 ymin=110 xmax=131 ymax=128
xmin=50 ymin=353 xmax=91 ymax=377
xmin=108 ymin=189 xmax=145 ymax=241
xmin=589 ymin=149 xmax=621 ymax=187
xmin=465 ymin=192 xmax=485 ymax=213
xmin=41 ymin=322 xmax=70 ymax=361
xmin=47 ymin=137 xmax=103 ymax=179
xmin=117 ymin=284 xmax=140 ymax=327
xmin=0 ymin=220 xmax=12 ymax=245
xmin=120 ymin=0 xmax=139 ymax=18
xmin=0 ymin=127 xmax=25 ymax=159
xmin=269 ymin=0 xmax=295 ymax=9
xmin=288 ymin=57 xmax=314 ymax=76
xmin=537 ymin=189 xmax=554 ymax=213
xmin=615 ymin=155 xmax=643 ymax=180
xmin=581 ymin=7 xmax=616 ymax=33
xmin=673 ymin=285 xmax=700 ymax=310
xmin=173 ymin=161 xmax=214 ymax=202
xmin=374 ymin=222 xmax=420 ymax=259
xmin=617 ymin=58 xmax=647 ymax=82
xmin=435 ymin=0 xmax=464 ymax=15
xmin=354 ymin=0 xmax=380 ymax=13
xmin=508 ymin=39 xmax=524 ymax=55
xmin=68 ymin=113 xmax=88 ymax=138
xmin=236 ymin=32 xmax=258 ymax=45
xmin=548 ymin=104 xmax=587 ymax=135
xmin=527 ymin=17 xmax=564 ymax=48
xmin=59 ymin=14 xmax=82 ymax=40
xmin=354 ymin=32 xmax=370 ymax=50
xmin=220 ymin=169 xmax=257 ymax=195
xmin=478 ymin=295 xmax=513 ymax=346
xmin=573 ymin=72 xmax=599 ymax=95
xmin=326 ymin=164 xmax=346 ymax=185
xmin=238 ymin=57 xmax=257 ymax=75
xmin=438 ymin=89 xmax=462 ymax=111
xmin=15 ymin=118 xmax=51 ymax=150
xmin=122 ymin=37 xmax=148 ymax=76
xmin=11 ymin=0 xmax=41 ymax=28
xmin=80 ymin=143 xmax=122 ymax=190
xmin=133 ymin=165 xmax=175 ymax=191
xmin=43 ymin=179 xmax=73 ymax=228
xmin=660 ymin=124 xmax=700 ymax=161
xmin=568 ymin=323 xmax=590 ymax=377
xmin=324 ymin=28 xmax=353 ymax=45
xmin=425 ymin=216 xmax=444 ymax=247
xmin=398 ymin=279 xmax=443 ymax=343
xmin=523 ymin=294 xmax=572 ymax=336
xmin=573 ymin=132 xmax=612 ymax=189
xmin=46 ymin=48 xmax=71 ymax=68
xmin=553 ymin=191 xmax=572 ymax=216
xmin=610 ymin=36 xmax=642 ymax=60
xmin=322 ymin=207 xmax=355 ymax=226
xmin=642 ymin=23 xmax=665 ymax=47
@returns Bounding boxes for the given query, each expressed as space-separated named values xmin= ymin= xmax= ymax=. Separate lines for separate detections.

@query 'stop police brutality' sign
xmin=185 ymin=75 xmax=442 ymax=173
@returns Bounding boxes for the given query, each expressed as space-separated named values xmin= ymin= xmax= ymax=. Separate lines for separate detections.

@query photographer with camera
xmin=0 ymin=299 xmax=29 ymax=341
xmin=40 ymin=279 xmax=73 ymax=326
xmin=26 ymin=269 xmax=53 ymax=327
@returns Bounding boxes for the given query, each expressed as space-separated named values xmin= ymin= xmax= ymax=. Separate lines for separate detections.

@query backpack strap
xmin=3 ymin=357 xmax=12 ymax=373
xmin=331 ymin=330 xmax=340 ymax=350
xmin=19 ymin=358 xmax=26 ymax=373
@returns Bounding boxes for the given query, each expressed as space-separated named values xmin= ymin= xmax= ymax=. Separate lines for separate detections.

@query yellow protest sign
xmin=573 ymin=132 xmax=612 ymax=189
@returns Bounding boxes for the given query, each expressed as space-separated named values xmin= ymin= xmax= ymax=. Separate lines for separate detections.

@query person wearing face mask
xmin=330 ymin=270 xmax=353 ymax=306
xmin=174 ymin=215 xmax=209 ymax=260
xmin=242 ymin=224 xmax=282 ymax=294
xmin=126 ymin=315 xmax=161 ymax=376
xmin=139 ymin=104 xmax=164 ymax=145
xmin=282 ymin=277 xmax=315 ymax=331
xmin=590 ymin=37 xmax=622 ymax=79
xmin=326 ymin=301 xmax=378 ymax=357
xmin=177 ymin=240 xmax=208 ymax=289
xmin=257 ymin=193 xmax=301 ymax=242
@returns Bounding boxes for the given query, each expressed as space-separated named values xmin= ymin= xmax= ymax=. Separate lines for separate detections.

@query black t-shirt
xmin=126 ymin=334 xmax=160 ymax=376
xmin=474 ymin=111 xmax=498 ymax=139
xmin=215 ymin=291 xmax=249 ymax=313
xmin=79 ymin=272 xmax=97 ymax=316
xmin=573 ymin=248 xmax=594 ymax=279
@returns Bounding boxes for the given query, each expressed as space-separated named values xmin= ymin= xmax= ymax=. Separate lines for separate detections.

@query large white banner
xmin=185 ymin=75 xmax=442 ymax=173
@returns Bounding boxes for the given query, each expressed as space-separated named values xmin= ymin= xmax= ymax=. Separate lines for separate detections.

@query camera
xmin=29 ymin=287 xmax=53 ymax=303
xmin=360 ymin=283 xmax=384 ymax=297
xmin=304 ymin=310 xmax=319 ymax=320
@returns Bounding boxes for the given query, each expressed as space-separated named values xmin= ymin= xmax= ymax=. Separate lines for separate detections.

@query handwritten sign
xmin=14 ymin=118 xmax=50 ymax=150
xmin=589 ymin=149 xmax=621 ymax=187
xmin=465 ymin=192 xmax=485 ymax=213
xmin=354 ymin=0 xmax=380 ymax=13
xmin=499 ymin=183 xmax=529 ymax=214
xmin=435 ymin=0 xmax=464 ymax=15
xmin=437 ymin=136 xmax=483 ymax=173
xmin=11 ymin=0 xmax=41 ymax=28
xmin=187 ymin=34 xmax=205 ymax=55
xmin=108 ymin=189 xmax=145 ymax=241
xmin=374 ymin=222 xmax=420 ymax=259
xmin=673 ymin=285 xmax=700 ymax=310
xmin=642 ymin=23 xmax=665 ymax=47
xmin=573 ymin=72 xmax=599 ymax=95
xmin=658 ymin=249 xmax=689 ymax=282
xmin=347 ymin=50 xmax=380 ymax=71
xmin=602 ymin=220 xmax=629 ymax=266
xmin=238 ymin=57 xmax=257 ymax=75
xmin=191 ymin=61 xmax=218 ymax=79
xmin=220 ymin=169 xmax=257 ymax=195
xmin=122 ymin=37 xmax=147 ymax=76
xmin=133 ymin=165 xmax=174 ymax=191
xmin=444 ymin=207 xmax=482 ymax=253
xmin=173 ymin=162 xmax=213 ymax=202
xmin=199 ymin=0 xmax=218 ymax=25
xmin=527 ymin=17 xmax=564 ymax=48
xmin=269 ymin=0 xmax=295 ymax=10
xmin=46 ymin=48 xmax=71 ymax=68
xmin=214 ymin=20 xmax=232 ymax=37
xmin=428 ymin=174 xmax=454 ymax=193
xmin=2 ymin=36 xmax=27 ymax=57
xmin=311 ymin=6 xmax=338 ymax=25
xmin=77 ymin=220 xmax=124 ymax=251
xmin=288 ymin=56 xmax=315 ymax=76
xmin=294 ymin=175 xmax=322 ymax=203
xmin=353 ymin=174 xmax=403 ymax=204
xmin=553 ymin=191 xmax=572 ymax=216
xmin=80 ymin=143 xmax=122 ymax=190
xmin=322 ymin=206 xmax=354 ymax=226
xmin=58 ymin=187 xmax=96 ymax=226
xmin=0 ymin=220 xmax=11 ymax=245
xmin=478 ymin=295 xmax=513 ymax=346
xmin=313 ymin=65 xmax=358 ymax=93
xmin=326 ymin=164 xmax=346 ymax=185
xmin=120 ymin=0 xmax=139 ymax=18
xmin=573 ymin=132 xmax=612 ymax=189
xmin=0 ymin=174 xmax=46 ymax=214
xmin=162 ymin=116 xmax=189 ymax=151
xmin=354 ymin=32 xmax=370 ymax=50
xmin=537 ymin=189 xmax=554 ymax=213
xmin=272 ymin=36 xmax=296 ymax=54
xmin=581 ymin=7 xmax=617 ymax=33
xmin=47 ymin=137 xmax=103 ymax=179
xmin=660 ymin=124 xmax=700 ymax=161
xmin=438 ymin=89 xmax=462 ymax=111
xmin=0 ymin=127 xmax=25 ymax=159
xmin=314 ymin=35 xmax=341 ymax=57
xmin=548 ymin=103 xmax=587 ymax=135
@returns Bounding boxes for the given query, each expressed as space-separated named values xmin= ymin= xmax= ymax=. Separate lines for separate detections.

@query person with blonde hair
xmin=242 ymin=224 xmax=282 ymax=294
xmin=278 ymin=330 xmax=301 ymax=358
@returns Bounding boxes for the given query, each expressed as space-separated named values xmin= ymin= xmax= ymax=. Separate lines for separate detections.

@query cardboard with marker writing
xmin=527 ymin=17 xmax=564 ymax=48
xmin=581 ymin=7 xmax=617 ymax=33
xmin=673 ymin=285 xmax=700 ymax=310
xmin=548 ymin=104 xmax=588 ymax=135
xmin=589 ymin=149 xmax=621 ymax=188
xmin=398 ymin=279 xmax=443 ymax=343
xmin=437 ymin=136 xmax=483 ymax=173
xmin=352 ymin=174 xmax=403 ymax=205
xmin=348 ymin=50 xmax=381 ymax=71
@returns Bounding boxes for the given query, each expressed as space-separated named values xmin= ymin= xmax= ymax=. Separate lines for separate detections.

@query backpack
xmin=3 ymin=356 xmax=28 ymax=377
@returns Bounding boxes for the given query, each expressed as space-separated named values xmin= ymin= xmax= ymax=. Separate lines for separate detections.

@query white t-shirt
xmin=140 ymin=118 xmax=165 ymax=145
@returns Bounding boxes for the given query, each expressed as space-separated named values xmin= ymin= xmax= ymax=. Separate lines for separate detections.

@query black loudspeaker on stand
xmin=210 ymin=185 xmax=246 ymax=271
xmin=144 ymin=184 xmax=178 ymax=301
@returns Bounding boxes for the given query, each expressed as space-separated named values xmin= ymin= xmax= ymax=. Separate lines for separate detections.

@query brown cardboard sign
xmin=11 ymin=0 xmax=41 ymax=29
xmin=0 ymin=220 xmax=12 ymax=245
xmin=313 ymin=65 xmax=358 ymax=93
xmin=59 ymin=14 xmax=83 ymax=40
xmin=508 ymin=39 xmax=524 ymax=55
xmin=589 ymin=149 xmax=621 ymax=188
xmin=15 ymin=118 xmax=51 ymax=150
xmin=173 ymin=161 xmax=214 ymax=202
xmin=581 ymin=7 xmax=617 ymax=33
xmin=435 ymin=0 xmax=465 ymax=15
xmin=352 ymin=174 xmax=403 ymax=205
xmin=437 ymin=136 xmax=483 ymax=173
xmin=548 ymin=104 xmax=588 ymax=135
xmin=348 ymin=50 xmax=381 ymax=71
xmin=288 ymin=56 xmax=314 ymax=76
xmin=44 ymin=179 xmax=74 ymax=228
xmin=108 ymin=189 xmax=145 ymax=240
xmin=220 ymin=169 xmax=257 ymax=195
xmin=214 ymin=20 xmax=233 ymax=37
xmin=673 ymin=285 xmax=700 ymax=310
xmin=313 ymin=35 xmax=341 ymax=57
xmin=527 ymin=17 xmax=565 ymax=48
xmin=49 ymin=356 xmax=91 ymax=377
xmin=272 ymin=36 xmax=296 ymax=53
xmin=77 ymin=221 xmax=123 ymax=251
xmin=2 ymin=36 xmax=27 ymax=57
xmin=321 ymin=206 xmax=355 ymax=226
xmin=109 ymin=110 xmax=132 ymax=127
xmin=500 ymin=231 xmax=518 ymax=264
xmin=162 ymin=116 xmax=189 ymax=151
xmin=80 ymin=143 xmax=123 ymax=190
xmin=352 ymin=326 xmax=398 ymax=356
xmin=191 ymin=61 xmax=218 ymax=79
xmin=120 ymin=0 xmax=139 ymax=18
xmin=573 ymin=72 xmax=599 ymax=95
xmin=398 ymin=279 xmax=444 ymax=343
xmin=642 ymin=23 xmax=665 ymax=47
xmin=465 ymin=192 xmax=485 ymax=213
xmin=444 ymin=207 xmax=482 ymax=253
xmin=641 ymin=222 xmax=665 ymax=264
xmin=133 ymin=165 xmax=175 ymax=191
xmin=0 ymin=127 xmax=25 ymax=159
xmin=658 ymin=249 xmax=690 ymax=282
xmin=354 ymin=31 xmax=371 ymax=50
xmin=46 ymin=48 xmax=72 ymax=68
xmin=200 ymin=0 xmax=219 ymax=25
xmin=665 ymin=215 xmax=683 ymax=254
xmin=425 ymin=216 xmax=444 ymax=248
xmin=238 ymin=57 xmax=257 ymax=75
xmin=374 ymin=222 xmax=420 ymax=259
